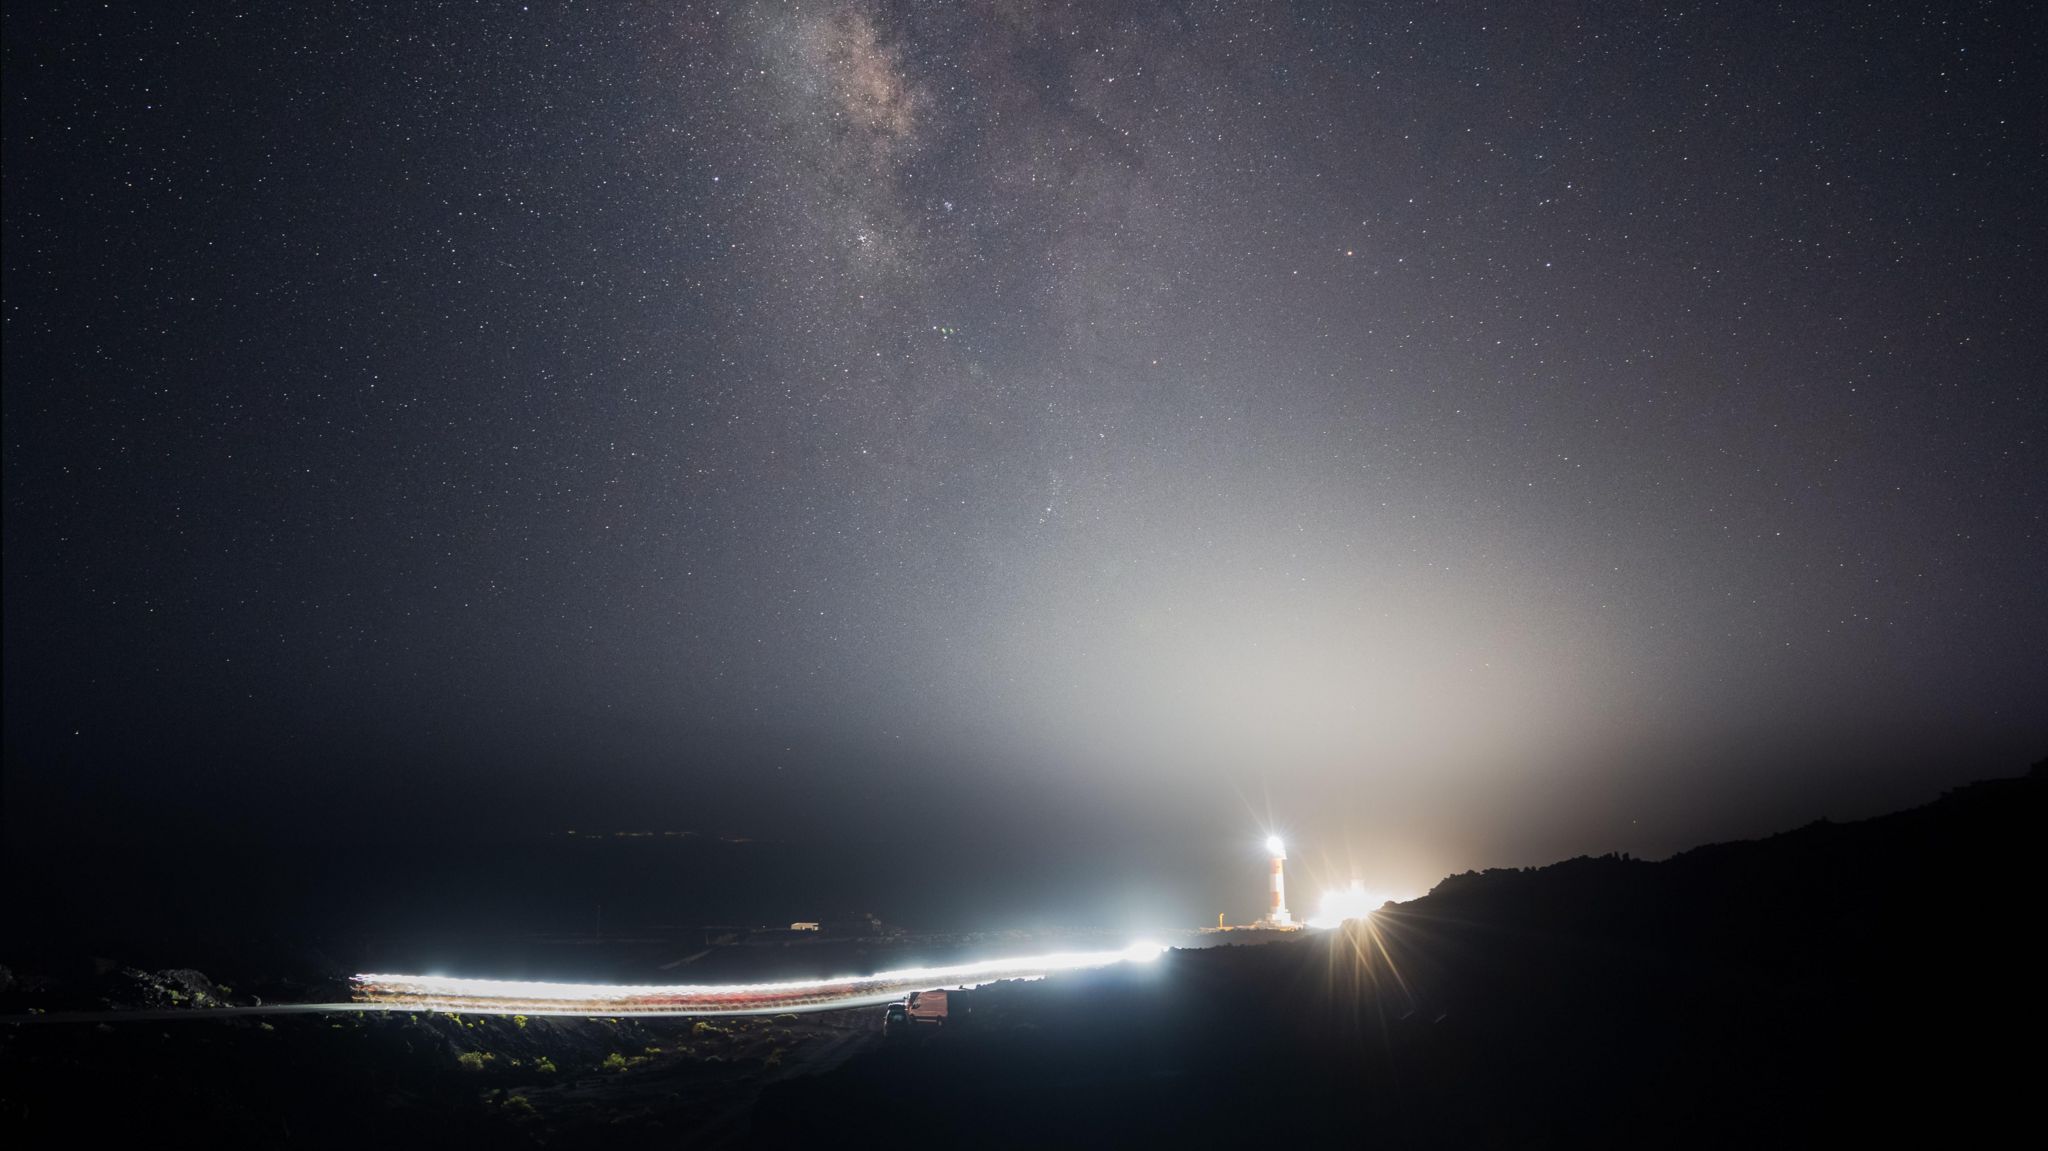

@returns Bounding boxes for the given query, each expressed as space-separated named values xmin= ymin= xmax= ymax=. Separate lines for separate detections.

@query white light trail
xmin=353 ymin=942 xmax=1165 ymax=1015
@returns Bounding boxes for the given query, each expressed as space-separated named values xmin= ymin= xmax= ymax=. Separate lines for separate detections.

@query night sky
xmin=5 ymin=2 xmax=2044 ymax=907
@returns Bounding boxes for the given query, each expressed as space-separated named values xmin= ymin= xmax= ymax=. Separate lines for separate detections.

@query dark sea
xmin=7 ymin=832 xmax=1228 ymax=984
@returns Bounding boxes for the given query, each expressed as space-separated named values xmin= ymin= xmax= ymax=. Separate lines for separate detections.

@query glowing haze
xmin=4 ymin=3 xmax=2044 ymax=918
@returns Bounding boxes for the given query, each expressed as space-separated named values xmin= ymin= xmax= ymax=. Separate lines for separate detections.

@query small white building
xmin=790 ymin=921 xmax=821 ymax=932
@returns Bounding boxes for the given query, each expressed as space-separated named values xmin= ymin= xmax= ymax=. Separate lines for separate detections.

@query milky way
xmin=5 ymin=2 xmax=2043 ymax=902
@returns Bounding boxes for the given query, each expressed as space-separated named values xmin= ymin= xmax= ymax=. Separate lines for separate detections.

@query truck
xmin=883 ymin=988 xmax=955 ymax=1033
xmin=905 ymin=989 xmax=950 ymax=1024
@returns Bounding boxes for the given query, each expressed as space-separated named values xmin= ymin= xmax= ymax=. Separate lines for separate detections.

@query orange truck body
xmin=905 ymin=989 xmax=950 ymax=1022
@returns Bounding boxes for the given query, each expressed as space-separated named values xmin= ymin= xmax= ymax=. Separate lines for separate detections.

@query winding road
xmin=4 ymin=941 xmax=1165 ymax=1023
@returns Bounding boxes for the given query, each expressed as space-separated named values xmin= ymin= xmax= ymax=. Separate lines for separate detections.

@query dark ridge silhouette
xmin=1 ymin=764 xmax=2037 ymax=1147
xmin=753 ymin=764 xmax=2043 ymax=1147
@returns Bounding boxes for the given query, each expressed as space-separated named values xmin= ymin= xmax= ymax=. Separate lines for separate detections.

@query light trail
xmin=1306 ymin=881 xmax=1407 ymax=929
xmin=352 ymin=942 xmax=1166 ymax=1016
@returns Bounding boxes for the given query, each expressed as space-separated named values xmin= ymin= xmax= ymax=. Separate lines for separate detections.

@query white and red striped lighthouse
xmin=1264 ymin=835 xmax=1292 ymax=926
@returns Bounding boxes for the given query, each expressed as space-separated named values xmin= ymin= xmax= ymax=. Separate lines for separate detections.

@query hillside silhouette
xmin=4 ymin=765 xmax=2037 ymax=1147
xmin=757 ymin=764 xmax=2044 ymax=1147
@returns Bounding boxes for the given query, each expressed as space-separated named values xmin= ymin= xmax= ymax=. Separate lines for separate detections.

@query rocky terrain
xmin=5 ymin=763 xmax=2039 ymax=1146
xmin=2 ymin=995 xmax=876 ymax=1146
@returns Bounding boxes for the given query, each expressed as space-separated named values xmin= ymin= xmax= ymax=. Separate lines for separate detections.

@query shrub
xmin=601 ymin=1052 xmax=628 ymax=1073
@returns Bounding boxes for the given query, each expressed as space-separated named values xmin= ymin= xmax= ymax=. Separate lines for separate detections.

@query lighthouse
xmin=1263 ymin=835 xmax=1293 ymax=927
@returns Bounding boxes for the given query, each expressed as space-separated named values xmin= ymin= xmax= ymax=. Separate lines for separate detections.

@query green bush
xmin=601 ymin=1052 xmax=628 ymax=1073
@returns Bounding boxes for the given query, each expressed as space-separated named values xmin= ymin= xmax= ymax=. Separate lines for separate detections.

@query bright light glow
xmin=351 ymin=943 xmax=1168 ymax=1016
xmin=1265 ymin=835 xmax=1286 ymax=857
xmin=1307 ymin=881 xmax=1386 ymax=929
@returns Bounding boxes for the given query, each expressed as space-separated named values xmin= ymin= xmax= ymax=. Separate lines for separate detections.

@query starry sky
xmin=5 ymin=2 xmax=2044 ymax=904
